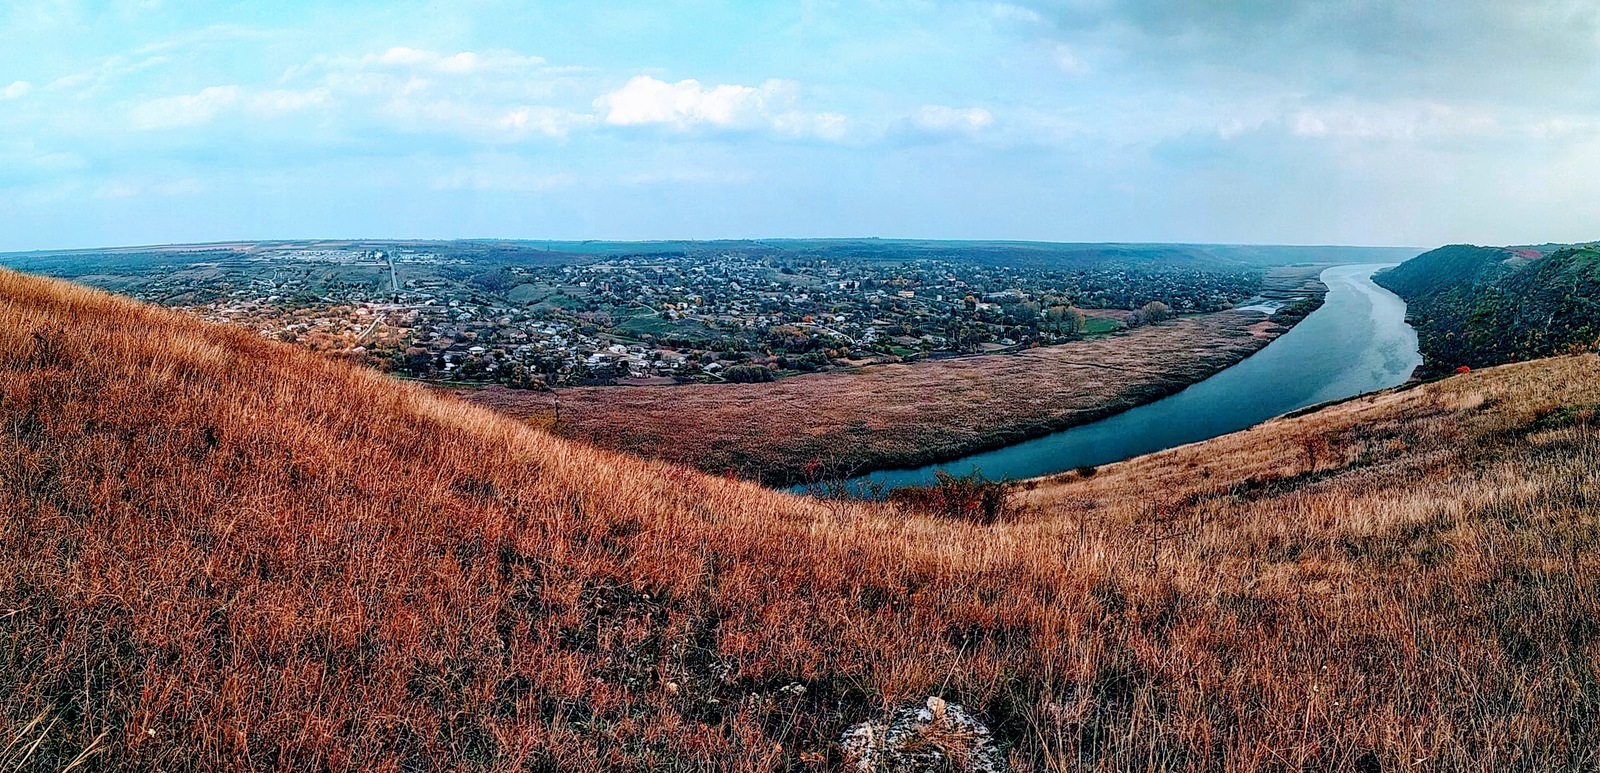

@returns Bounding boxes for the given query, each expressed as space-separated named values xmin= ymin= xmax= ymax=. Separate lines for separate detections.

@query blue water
xmin=829 ymin=264 xmax=1421 ymax=492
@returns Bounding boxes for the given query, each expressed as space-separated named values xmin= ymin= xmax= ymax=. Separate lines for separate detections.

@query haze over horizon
xmin=4 ymin=1 xmax=1599 ymax=252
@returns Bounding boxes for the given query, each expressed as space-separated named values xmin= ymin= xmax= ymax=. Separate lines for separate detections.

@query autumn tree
xmin=1140 ymin=301 xmax=1173 ymax=323
xmin=1043 ymin=305 xmax=1087 ymax=336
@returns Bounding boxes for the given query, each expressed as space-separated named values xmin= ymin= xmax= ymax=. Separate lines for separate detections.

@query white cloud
xmin=1527 ymin=116 xmax=1600 ymax=141
xmin=0 ymin=140 xmax=86 ymax=179
xmin=914 ymin=105 xmax=995 ymax=133
xmin=371 ymin=47 xmax=548 ymax=74
xmin=80 ymin=44 xmax=849 ymax=148
xmin=270 ymin=47 xmax=592 ymax=141
xmin=129 ymin=85 xmax=241 ymax=129
xmin=598 ymin=76 xmax=782 ymax=128
xmin=496 ymin=106 xmax=595 ymax=138
xmin=595 ymin=75 xmax=849 ymax=139
xmin=117 ymin=47 xmax=596 ymax=142
xmin=1 ymin=81 xmax=31 ymax=100
xmin=1287 ymin=101 xmax=1498 ymax=141
xmin=43 ymin=55 xmax=169 ymax=97
xmin=125 ymin=85 xmax=334 ymax=131
xmin=251 ymin=88 xmax=333 ymax=114
xmin=286 ymin=47 xmax=550 ymax=81
xmin=989 ymin=3 xmax=1046 ymax=24
xmin=1051 ymin=44 xmax=1090 ymax=76
xmin=773 ymin=111 xmax=849 ymax=140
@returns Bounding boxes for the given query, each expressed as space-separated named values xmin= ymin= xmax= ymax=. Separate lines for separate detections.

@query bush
xmin=723 ymin=364 xmax=777 ymax=383
xmin=887 ymin=470 xmax=1014 ymax=524
xmin=780 ymin=352 xmax=830 ymax=372
xmin=1140 ymin=301 xmax=1173 ymax=323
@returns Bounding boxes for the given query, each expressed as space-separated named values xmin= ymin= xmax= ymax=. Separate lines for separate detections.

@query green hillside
xmin=1376 ymin=244 xmax=1600 ymax=375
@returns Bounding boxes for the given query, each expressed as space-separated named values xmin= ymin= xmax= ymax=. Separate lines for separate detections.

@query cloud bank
xmin=1 ymin=0 xmax=1597 ymax=250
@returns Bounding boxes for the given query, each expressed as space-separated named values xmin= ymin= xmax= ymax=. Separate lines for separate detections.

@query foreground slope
xmin=3 ymin=270 xmax=1600 ymax=771
xmin=1018 ymin=353 xmax=1600 ymax=769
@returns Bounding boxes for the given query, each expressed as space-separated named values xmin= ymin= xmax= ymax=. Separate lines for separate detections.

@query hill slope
xmin=3 ymin=270 xmax=1599 ymax=770
xmin=1376 ymin=243 xmax=1600 ymax=375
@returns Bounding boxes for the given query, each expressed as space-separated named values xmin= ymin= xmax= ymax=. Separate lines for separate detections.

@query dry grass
xmin=3 ymin=269 xmax=1600 ymax=771
xmin=1010 ymin=354 xmax=1600 ymax=771
xmin=461 ymin=311 xmax=1283 ymax=485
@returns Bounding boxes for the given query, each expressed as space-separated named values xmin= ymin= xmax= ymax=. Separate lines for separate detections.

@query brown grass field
xmin=4 ymin=270 xmax=1600 ymax=771
xmin=461 ymin=311 xmax=1286 ymax=485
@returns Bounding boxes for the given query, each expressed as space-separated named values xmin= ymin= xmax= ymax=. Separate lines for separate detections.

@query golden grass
xmin=3 ymin=269 xmax=1599 ymax=770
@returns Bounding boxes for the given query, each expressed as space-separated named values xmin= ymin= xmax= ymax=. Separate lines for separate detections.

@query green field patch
xmin=1083 ymin=316 xmax=1121 ymax=335
xmin=616 ymin=310 xmax=709 ymax=338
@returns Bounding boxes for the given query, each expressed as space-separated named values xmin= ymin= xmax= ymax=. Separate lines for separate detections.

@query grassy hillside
xmin=1376 ymin=244 xmax=1600 ymax=375
xmin=3 ymin=270 xmax=1600 ymax=770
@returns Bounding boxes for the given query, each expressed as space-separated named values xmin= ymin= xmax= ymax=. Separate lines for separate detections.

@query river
xmin=833 ymin=263 xmax=1421 ymax=492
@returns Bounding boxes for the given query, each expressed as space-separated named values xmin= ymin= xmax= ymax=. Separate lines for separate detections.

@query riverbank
xmin=457 ymin=269 xmax=1328 ymax=485
xmin=838 ymin=264 xmax=1419 ymax=490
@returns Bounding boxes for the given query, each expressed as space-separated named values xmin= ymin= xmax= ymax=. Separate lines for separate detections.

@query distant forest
xmin=1377 ymin=244 xmax=1600 ymax=376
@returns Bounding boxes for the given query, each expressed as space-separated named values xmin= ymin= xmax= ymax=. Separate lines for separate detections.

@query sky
xmin=2 ymin=0 xmax=1599 ymax=251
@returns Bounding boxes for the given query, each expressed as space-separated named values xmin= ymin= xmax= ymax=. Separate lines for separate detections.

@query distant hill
xmin=0 ymin=238 xmax=1420 ymax=276
xmin=728 ymin=239 xmax=1420 ymax=270
xmin=5 ymin=268 xmax=1597 ymax=769
xmin=1376 ymin=243 xmax=1600 ymax=375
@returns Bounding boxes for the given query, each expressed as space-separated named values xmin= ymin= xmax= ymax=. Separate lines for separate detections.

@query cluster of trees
xmin=1041 ymin=304 xmax=1089 ymax=336
xmin=1124 ymin=301 xmax=1173 ymax=328
xmin=1267 ymin=296 xmax=1324 ymax=326
xmin=776 ymin=351 xmax=831 ymax=372
xmin=469 ymin=268 xmax=517 ymax=294
xmin=387 ymin=346 xmax=563 ymax=389
xmin=722 ymin=364 xmax=778 ymax=383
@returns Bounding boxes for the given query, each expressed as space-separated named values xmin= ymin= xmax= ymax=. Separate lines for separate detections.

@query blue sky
xmin=3 ymin=0 xmax=1598 ymax=251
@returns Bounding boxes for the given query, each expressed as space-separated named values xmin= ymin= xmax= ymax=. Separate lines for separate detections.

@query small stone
xmin=840 ymin=696 xmax=1006 ymax=772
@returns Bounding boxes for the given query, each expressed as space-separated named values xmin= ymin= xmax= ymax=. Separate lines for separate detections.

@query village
xmin=40 ymin=241 xmax=1269 ymax=388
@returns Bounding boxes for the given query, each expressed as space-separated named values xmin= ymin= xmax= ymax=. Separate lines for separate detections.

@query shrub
xmin=887 ymin=470 xmax=1014 ymax=524
xmin=1140 ymin=301 xmax=1173 ymax=323
xmin=780 ymin=352 xmax=831 ymax=372
xmin=723 ymin=364 xmax=777 ymax=383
